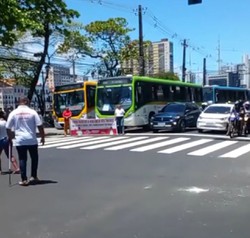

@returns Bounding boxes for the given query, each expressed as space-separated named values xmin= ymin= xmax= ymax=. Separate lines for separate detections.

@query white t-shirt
xmin=115 ymin=108 xmax=125 ymax=117
xmin=0 ymin=120 xmax=7 ymax=140
xmin=6 ymin=105 xmax=42 ymax=146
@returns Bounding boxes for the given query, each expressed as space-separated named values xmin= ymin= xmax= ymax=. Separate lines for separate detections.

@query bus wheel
xmin=178 ymin=120 xmax=186 ymax=132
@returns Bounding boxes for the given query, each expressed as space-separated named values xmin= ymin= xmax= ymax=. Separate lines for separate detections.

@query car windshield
xmin=204 ymin=106 xmax=231 ymax=114
xmin=161 ymin=104 xmax=186 ymax=113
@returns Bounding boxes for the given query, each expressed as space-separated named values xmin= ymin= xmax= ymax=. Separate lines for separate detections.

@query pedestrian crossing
xmin=39 ymin=135 xmax=250 ymax=159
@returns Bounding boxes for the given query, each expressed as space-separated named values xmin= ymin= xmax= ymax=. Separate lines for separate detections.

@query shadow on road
xmin=28 ymin=179 xmax=58 ymax=186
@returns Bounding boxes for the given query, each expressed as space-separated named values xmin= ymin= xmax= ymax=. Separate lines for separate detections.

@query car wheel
xmin=198 ymin=129 xmax=203 ymax=133
xmin=178 ymin=120 xmax=186 ymax=132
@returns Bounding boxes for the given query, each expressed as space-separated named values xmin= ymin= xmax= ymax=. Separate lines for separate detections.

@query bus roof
xmin=133 ymin=76 xmax=202 ymax=87
xmin=54 ymin=81 xmax=97 ymax=92
xmin=203 ymin=85 xmax=248 ymax=91
xmin=98 ymin=76 xmax=202 ymax=88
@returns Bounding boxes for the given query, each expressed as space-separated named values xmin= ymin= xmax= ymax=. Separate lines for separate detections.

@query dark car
xmin=151 ymin=102 xmax=202 ymax=132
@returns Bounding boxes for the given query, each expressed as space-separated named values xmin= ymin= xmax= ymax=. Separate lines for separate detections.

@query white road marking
xmin=188 ymin=140 xmax=238 ymax=156
xmin=219 ymin=144 xmax=250 ymax=158
xmin=40 ymin=136 xmax=92 ymax=145
xmin=81 ymin=137 xmax=149 ymax=150
xmin=40 ymin=136 xmax=110 ymax=148
xmin=57 ymin=136 xmax=131 ymax=149
xmin=131 ymin=137 xmax=189 ymax=152
xmin=104 ymin=137 xmax=167 ymax=151
xmin=159 ymin=139 xmax=212 ymax=154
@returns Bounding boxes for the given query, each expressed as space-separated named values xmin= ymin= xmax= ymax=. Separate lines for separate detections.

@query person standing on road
xmin=0 ymin=111 xmax=19 ymax=174
xmin=115 ymin=104 xmax=125 ymax=135
xmin=6 ymin=97 xmax=45 ymax=186
xmin=62 ymin=107 xmax=72 ymax=136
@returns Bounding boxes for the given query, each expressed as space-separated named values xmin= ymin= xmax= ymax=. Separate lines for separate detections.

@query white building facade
xmin=0 ymin=83 xmax=52 ymax=112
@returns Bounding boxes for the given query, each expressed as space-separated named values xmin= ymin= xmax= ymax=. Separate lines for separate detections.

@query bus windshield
xmin=97 ymin=86 xmax=132 ymax=114
xmin=54 ymin=90 xmax=84 ymax=117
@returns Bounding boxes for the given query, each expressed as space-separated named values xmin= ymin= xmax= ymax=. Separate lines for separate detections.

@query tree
xmin=0 ymin=0 xmax=40 ymax=46
xmin=24 ymin=0 xmax=79 ymax=100
xmin=120 ymin=39 xmax=151 ymax=75
xmin=59 ymin=18 xmax=134 ymax=77
xmin=0 ymin=0 xmax=80 ymax=100
xmin=0 ymin=46 xmax=37 ymax=86
xmin=152 ymin=72 xmax=180 ymax=81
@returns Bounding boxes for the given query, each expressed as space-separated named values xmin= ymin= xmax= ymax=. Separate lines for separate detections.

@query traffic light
xmin=188 ymin=0 xmax=202 ymax=5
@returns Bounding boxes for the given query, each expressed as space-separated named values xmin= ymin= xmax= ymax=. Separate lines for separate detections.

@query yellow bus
xmin=52 ymin=81 xmax=97 ymax=129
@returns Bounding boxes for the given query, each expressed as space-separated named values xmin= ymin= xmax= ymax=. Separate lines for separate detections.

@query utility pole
xmin=182 ymin=39 xmax=187 ymax=82
xmin=72 ymin=58 xmax=76 ymax=81
xmin=217 ymin=38 xmax=221 ymax=74
xmin=138 ymin=5 xmax=145 ymax=76
xmin=203 ymin=58 xmax=206 ymax=86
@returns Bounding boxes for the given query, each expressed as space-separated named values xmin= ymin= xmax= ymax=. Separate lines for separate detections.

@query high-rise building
xmin=47 ymin=64 xmax=74 ymax=91
xmin=121 ymin=38 xmax=174 ymax=76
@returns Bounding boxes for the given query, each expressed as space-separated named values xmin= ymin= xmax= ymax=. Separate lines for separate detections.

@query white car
xmin=197 ymin=103 xmax=234 ymax=132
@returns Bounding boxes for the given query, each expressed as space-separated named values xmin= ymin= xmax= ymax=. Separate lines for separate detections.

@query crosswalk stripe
xmin=188 ymin=140 xmax=238 ymax=156
xmin=81 ymin=137 xmax=149 ymax=150
xmin=57 ymin=136 xmax=132 ymax=149
xmin=158 ymin=139 xmax=213 ymax=154
xmin=41 ymin=136 xmax=92 ymax=145
xmin=219 ymin=144 xmax=250 ymax=158
xmin=40 ymin=136 xmax=110 ymax=148
xmin=131 ymin=137 xmax=189 ymax=152
xmin=104 ymin=137 xmax=167 ymax=151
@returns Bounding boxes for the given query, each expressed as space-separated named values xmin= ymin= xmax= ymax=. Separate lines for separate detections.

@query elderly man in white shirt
xmin=6 ymin=97 xmax=45 ymax=186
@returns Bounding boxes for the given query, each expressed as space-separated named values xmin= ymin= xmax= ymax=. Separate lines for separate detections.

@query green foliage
xmin=57 ymin=22 xmax=90 ymax=55
xmin=59 ymin=17 xmax=134 ymax=77
xmin=120 ymin=40 xmax=151 ymax=61
xmin=0 ymin=0 xmax=80 ymax=103
xmin=0 ymin=54 xmax=38 ymax=86
xmin=152 ymin=72 xmax=180 ymax=81
xmin=84 ymin=18 xmax=134 ymax=77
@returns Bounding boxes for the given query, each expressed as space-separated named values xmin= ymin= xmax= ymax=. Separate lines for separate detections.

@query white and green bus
xmin=95 ymin=76 xmax=202 ymax=129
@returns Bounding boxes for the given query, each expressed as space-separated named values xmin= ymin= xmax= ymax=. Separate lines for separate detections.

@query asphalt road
xmin=1 ymin=134 xmax=250 ymax=238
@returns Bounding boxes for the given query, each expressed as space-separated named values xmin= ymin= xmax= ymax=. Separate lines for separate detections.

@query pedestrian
xmin=6 ymin=97 xmax=45 ymax=186
xmin=115 ymin=104 xmax=125 ymax=135
xmin=0 ymin=111 xmax=19 ymax=174
xmin=62 ymin=107 xmax=72 ymax=136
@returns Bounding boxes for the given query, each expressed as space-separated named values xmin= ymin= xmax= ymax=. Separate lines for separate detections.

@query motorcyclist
xmin=227 ymin=101 xmax=242 ymax=136
xmin=243 ymin=101 xmax=250 ymax=134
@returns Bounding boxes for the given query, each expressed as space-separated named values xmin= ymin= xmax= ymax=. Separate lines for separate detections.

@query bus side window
xmin=135 ymin=83 xmax=143 ymax=107
xmin=187 ymin=87 xmax=192 ymax=101
xmin=180 ymin=87 xmax=186 ymax=101
xmin=193 ymin=88 xmax=202 ymax=102
xmin=156 ymin=85 xmax=164 ymax=101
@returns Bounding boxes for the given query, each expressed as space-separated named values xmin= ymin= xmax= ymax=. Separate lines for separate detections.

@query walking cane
xmin=8 ymin=141 xmax=11 ymax=186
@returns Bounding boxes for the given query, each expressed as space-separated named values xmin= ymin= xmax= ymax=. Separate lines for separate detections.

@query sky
xmin=63 ymin=0 xmax=250 ymax=79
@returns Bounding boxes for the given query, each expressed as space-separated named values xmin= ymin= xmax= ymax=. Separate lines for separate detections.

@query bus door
xmin=86 ymin=85 xmax=96 ymax=118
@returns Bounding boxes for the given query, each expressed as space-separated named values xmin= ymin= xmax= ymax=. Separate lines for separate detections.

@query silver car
xmin=197 ymin=103 xmax=234 ymax=132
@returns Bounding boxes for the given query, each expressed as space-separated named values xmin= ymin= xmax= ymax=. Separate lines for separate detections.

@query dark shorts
xmin=0 ymin=137 xmax=12 ymax=158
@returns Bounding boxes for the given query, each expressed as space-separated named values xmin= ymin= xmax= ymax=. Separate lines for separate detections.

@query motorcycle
xmin=242 ymin=113 xmax=250 ymax=136
xmin=227 ymin=113 xmax=242 ymax=138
